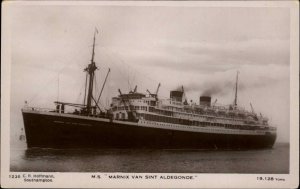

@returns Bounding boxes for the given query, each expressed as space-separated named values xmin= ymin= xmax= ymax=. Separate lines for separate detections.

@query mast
xmin=83 ymin=73 xmax=88 ymax=105
xmin=84 ymin=28 xmax=98 ymax=114
xmin=234 ymin=71 xmax=239 ymax=107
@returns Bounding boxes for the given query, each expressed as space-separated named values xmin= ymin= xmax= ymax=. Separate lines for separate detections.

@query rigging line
xmin=103 ymin=48 xmax=160 ymax=85
xmin=106 ymin=98 xmax=109 ymax=107
xmin=57 ymin=73 xmax=59 ymax=102
xmin=132 ymin=71 xmax=137 ymax=86
xmin=94 ymin=72 xmax=97 ymax=101
xmin=124 ymin=58 xmax=158 ymax=85
xmin=102 ymin=47 xmax=176 ymax=94
xmin=100 ymin=49 xmax=128 ymax=81
xmin=105 ymin=72 xmax=111 ymax=107
xmin=28 ymin=44 xmax=93 ymax=104
xmin=91 ymin=96 xmax=104 ymax=112
xmin=76 ymin=81 xmax=85 ymax=103
xmin=28 ymin=73 xmax=60 ymax=104
xmin=104 ymin=48 xmax=143 ymax=77
xmin=96 ymin=68 xmax=110 ymax=105
xmin=128 ymin=65 xmax=131 ymax=91
xmin=92 ymin=72 xmax=96 ymax=107
xmin=57 ymin=44 xmax=92 ymax=74
xmin=110 ymin=49 xmax=175 ymax=94
xmin=91 ymin=94 xmax=107 ymax=111
xmin=98 ymin=100 xmax=106 ymax=110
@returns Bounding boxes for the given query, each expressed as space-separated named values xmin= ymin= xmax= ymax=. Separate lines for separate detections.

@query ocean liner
xmin=22 ymin=31 xmax=277 ymax=149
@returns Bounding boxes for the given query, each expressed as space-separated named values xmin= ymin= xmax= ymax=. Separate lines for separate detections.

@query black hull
xmin=22 ymin=111 xmax=276 ymax=149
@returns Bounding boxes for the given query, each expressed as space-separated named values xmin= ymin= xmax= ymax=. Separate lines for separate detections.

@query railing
xmin=22 ymin=106 xmax=56 ymax=112
xmin=22 ymin=106 xmax=112 ymax=119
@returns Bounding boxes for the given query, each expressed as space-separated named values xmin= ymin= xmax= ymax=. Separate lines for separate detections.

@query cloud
xmin=103 ymin=38 xmax=289 ymax=78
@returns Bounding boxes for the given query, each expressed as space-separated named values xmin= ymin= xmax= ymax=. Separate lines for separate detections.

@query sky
xmin=8 ymin=4 xmax=290 ymax=143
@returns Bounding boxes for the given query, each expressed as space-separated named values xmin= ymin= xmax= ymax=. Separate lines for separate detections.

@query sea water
xmin=10 ymin=141 xmax=289 ymax=173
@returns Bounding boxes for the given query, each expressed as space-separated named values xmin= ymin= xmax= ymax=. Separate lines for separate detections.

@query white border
xmin=1 ymin=1 xmax=299 ymax=188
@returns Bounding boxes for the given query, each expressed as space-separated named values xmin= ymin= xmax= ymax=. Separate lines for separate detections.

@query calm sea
xmin=10 ymin=142 xmax=289 ymax=173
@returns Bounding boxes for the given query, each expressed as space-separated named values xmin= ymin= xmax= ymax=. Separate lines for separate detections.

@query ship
xmin=22 ymin=30 xmax=277 ymax=149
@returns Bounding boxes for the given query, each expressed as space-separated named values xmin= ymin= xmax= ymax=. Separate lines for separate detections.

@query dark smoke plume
xmin=184 ymin=75 xmax=281 ymax=97
xmin=184 ymin=80 xmax=235 ymax=96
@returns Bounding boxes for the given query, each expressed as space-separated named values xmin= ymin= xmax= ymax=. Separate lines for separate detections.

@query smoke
xmin=183 ymin=72 xmax=286 ymax=97
xmin=201 ymin=84 xmax=231 ymax=96
xmin=185 ymin=80 xmax=235 ymax=96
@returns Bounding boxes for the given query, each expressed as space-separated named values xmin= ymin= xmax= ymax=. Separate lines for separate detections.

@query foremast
xmin=84 ymin=29 xmax=98 ymax=114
